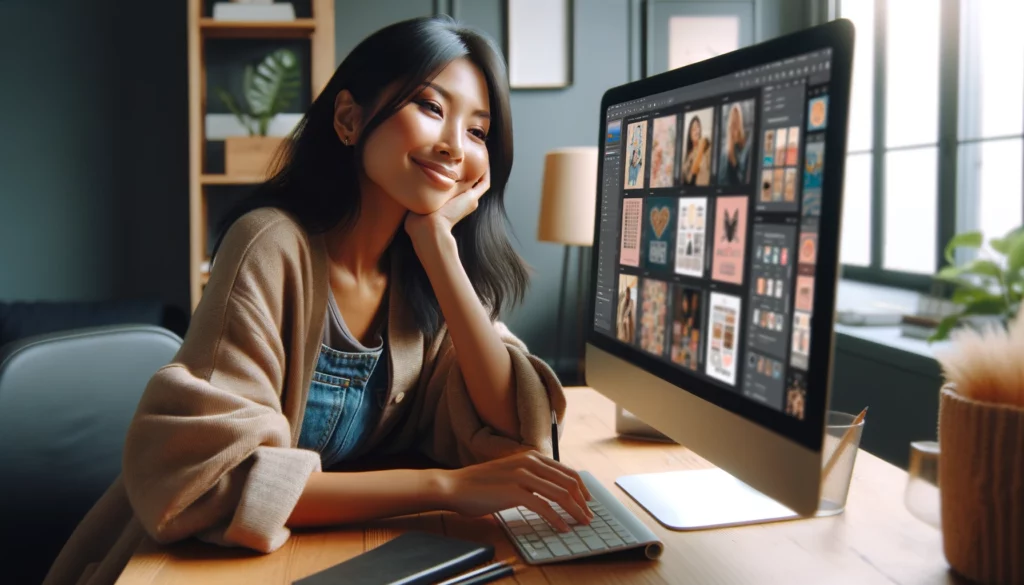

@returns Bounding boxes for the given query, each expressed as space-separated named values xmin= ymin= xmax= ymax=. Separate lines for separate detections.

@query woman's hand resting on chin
xmin=436 ymin=450 xmax=594 ymax=532
xmin=404 ymin=170 xmax=490 ymax=241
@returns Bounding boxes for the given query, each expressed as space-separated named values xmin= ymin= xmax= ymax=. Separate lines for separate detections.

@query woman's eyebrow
xmin=422 ymin=82 xmax=490 ymax=120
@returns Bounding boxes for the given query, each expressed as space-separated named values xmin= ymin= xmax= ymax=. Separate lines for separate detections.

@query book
xmin=293 ymin=531 xmax=494 ymax=585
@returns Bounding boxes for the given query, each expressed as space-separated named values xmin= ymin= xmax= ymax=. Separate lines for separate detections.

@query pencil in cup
xmin=818 ymin=407 xmax=867 ymax=515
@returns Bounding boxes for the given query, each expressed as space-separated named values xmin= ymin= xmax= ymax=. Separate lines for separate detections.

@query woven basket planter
xmin=938 ymin=384 xmax=1024 ymax=585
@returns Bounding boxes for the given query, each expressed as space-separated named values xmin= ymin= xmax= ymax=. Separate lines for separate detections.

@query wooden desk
xmin=116 ymin=388 xmax=956 ymax=585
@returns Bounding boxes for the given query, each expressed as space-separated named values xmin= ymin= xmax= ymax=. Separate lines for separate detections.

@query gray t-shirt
xmin=322 ymin=291 xmax=384 ymax=353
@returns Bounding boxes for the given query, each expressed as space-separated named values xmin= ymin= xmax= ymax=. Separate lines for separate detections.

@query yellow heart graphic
xmin=650 ymin=206 xmax=670 ymax=238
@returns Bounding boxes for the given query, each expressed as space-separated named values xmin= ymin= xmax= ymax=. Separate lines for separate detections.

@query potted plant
xmin=215 ymin=47 xmax=300 ymax=178
xmin=927 ymin=225 xmax=1024 ymax=341
xmin=935 ymin=309 xmax=1024 ymax=584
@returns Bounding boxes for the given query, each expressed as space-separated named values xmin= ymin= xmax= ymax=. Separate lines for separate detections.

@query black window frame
xmin=834 ymin=0 xmax=1024 ymax=292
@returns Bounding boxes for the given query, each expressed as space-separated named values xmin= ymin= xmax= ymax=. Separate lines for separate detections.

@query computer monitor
xmin=586 ymin=19 xmax=854 ymax=529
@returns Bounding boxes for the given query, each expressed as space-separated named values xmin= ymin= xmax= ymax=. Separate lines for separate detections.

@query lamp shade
xmin=537 ymin=146 xmax=599 ymax=246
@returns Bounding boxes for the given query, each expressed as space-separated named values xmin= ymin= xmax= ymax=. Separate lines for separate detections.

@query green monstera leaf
xmin=244 ymin=49 xmax=301 ymax=136
xmin=216 ymin=48 xmax=300 ymax=136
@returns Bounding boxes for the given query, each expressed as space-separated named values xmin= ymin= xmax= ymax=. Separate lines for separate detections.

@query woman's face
xmin=729 ymin=108 xmax=743 ymax=143
xmin=361 ymin=57 xmax=492 ymax=215
xmin=689 ymin=118 xmax=701 ymax=143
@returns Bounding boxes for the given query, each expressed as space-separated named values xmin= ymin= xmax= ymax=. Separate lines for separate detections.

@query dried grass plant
xmin=936 ymin=308 xmax=1024 ymax=408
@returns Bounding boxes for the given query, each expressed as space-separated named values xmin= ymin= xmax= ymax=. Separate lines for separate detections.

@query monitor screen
xmin=591 ymin=46 xmax=840 ymax=450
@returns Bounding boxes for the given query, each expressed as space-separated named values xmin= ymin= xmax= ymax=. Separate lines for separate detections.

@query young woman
xmin=44 ymin=16 xmax=591 ymax=585
xmin=718 ymin=102 xmax=751 ymax=186
xmin=682 ymin=116 xmax=710 ymax=186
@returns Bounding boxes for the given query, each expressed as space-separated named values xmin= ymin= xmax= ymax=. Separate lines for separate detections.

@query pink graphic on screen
xmin=711 ymin=196 xmax=748 ymax=284
xmin=620 ymin=198 xmax=643 ymax=266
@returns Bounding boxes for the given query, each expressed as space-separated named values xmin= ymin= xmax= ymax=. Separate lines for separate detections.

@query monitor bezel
xmin=588 ymin=19 xmax=855 ymax=453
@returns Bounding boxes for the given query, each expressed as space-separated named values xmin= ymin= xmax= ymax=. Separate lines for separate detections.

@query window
xmin=836 ymin=0 xmax=1024 ymax=287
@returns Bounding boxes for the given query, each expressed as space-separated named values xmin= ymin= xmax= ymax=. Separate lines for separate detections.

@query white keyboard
xmin=494 ymin=470 xmax=663 ymax=565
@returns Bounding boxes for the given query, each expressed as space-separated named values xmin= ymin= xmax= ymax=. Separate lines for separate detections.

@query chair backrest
xmin=0 ymin=324 xmax=182 ymax=584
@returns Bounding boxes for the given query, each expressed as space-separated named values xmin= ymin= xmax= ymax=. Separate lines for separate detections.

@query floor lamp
xmin=537 ymin=147 xmax=598 ymax=385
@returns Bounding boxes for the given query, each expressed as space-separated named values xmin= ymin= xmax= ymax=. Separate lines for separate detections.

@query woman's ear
xmin=334 ymin=89 xmax=364 ymax=146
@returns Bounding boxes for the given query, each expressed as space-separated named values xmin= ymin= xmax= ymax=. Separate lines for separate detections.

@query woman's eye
xmin=470 ymin=128 xmax=488 ymax=140
xmin=418 ymin=100 xmax=442 ymax=116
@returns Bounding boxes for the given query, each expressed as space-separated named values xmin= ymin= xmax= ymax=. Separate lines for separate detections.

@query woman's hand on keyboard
xmin=437 ymin=451 xmax=594 ymax=532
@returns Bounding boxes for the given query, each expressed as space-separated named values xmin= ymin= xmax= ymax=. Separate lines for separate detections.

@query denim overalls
xmin=298 ymin=294 xmax=388 ymax=469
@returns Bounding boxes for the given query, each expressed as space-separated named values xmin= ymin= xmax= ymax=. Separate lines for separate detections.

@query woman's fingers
xmin=527 ymin=452 xmax=594 ymax=503
xmin=519 ymin=473 xmax=591 ymax=528
xmin=520 ymin=492 xmax=571 ymax=533
xmin=527 ymin=461 xmax=592 ymax=515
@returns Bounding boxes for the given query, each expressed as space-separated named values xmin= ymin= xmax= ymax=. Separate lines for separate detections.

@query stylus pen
xmin=449 ymin=564 xmax=515 ymax=585
xmin=436 ymin=558 xmax=516 ymax=585
xmin=551 ymin=408 xmax=560 ymax=462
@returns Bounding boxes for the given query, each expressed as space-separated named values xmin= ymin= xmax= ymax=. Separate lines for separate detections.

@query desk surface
xmin=116 ymin=388 xmax=955 ymax=585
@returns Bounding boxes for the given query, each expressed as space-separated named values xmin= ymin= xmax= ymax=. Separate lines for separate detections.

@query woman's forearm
xmin=411 ymin=229 xmax=519 ymax=439
xmin=287 ymin=469 xmax=448 ymax=528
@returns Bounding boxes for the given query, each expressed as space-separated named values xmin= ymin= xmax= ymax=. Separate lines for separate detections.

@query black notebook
xmin=293 ymin=530 xmax=494 ymax=585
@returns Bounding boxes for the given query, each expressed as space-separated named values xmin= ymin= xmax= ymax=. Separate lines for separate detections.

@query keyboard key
xmin=499 ymin=509 xmax=524 ymax=523
xmin=511 ymin=526 xmax=534 ymax=536
xmin=527 ymin=548 xmax=553 ymax=560
xmin=528 ymin=519 xmax=547 ymax=527
xmin=623 ymin=535 xmax=638 ymax=544
xmin=542 ymin=536 xmax=561 ymax=544
xmin=567 ymin=542 xmax=589 ymax=554
xmin=536 ymin=529 xmax=554 ymax=538
xmin=583 ymin=536 xmax=608 ymax=550
xmin=527 ymin=534 xmax=542 ymax=542
xmin=548 ymin=542 xmax=571 ymax=557
xmin=599 ymin=532 xmax=620 ymax=543
xmin=595 ymin=527 xmax=614 ymax=536
xmin=607 ymin=537 xmax=626 ymax=547
xmin=574 ymin=527 xmax=596 ymax=536
xmin=590 ymin=519 xmax=608 ymax=528
xmin=560 ymin=534 xmax=583 ymax=544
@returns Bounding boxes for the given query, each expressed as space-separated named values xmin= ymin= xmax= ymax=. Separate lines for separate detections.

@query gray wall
xmin=0 ymin=0 xmax=119 ymax=301
xmin=0 ymin=0 xmax=190 ymax=310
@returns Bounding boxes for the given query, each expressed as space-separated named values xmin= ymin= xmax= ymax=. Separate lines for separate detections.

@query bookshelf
xmin=187 ymin=0 xmax=335 ymax=310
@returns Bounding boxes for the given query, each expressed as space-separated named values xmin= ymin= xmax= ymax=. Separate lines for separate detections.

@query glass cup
xmin=904 ymin=440 xmax=941 ymax=528
xmin=817 ymin=410 xmax=866 ymax=516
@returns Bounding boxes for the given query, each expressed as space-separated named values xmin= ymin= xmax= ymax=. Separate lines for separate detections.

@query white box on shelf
xmin=205 ymin=113 xmax=303 ymax=140
xmin=212 ymin=3 xmax=296 ymax=21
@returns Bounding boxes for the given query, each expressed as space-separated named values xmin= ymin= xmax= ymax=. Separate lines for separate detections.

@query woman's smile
xmin=411 ymin=156 xmax=459 ymax=189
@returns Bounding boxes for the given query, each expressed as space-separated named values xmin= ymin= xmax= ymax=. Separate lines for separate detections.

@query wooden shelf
xmin=201 ymin=174 xmax=265 ymax=185
xmin=199 ymin=18 xmax=316 ymax=39
xmin=189 ymin=0 xmax=334 ymax=311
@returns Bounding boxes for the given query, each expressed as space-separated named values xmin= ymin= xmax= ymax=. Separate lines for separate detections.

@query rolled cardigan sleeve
xmin=418 ymin=321 xmax=567 ymax=467
xmin=122 ymin=213 xmax=320 ymax=553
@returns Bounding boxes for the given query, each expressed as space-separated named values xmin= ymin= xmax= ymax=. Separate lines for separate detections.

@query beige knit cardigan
xmin=42 ymin=208 xmax=565 ymax=585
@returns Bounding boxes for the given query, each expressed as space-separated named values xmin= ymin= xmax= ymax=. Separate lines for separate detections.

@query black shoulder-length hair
xmin=213 ymin=15 xmax=528 ymax=338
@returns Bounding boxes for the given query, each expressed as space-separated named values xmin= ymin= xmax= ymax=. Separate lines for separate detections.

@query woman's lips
xmin=412 ymin=157 xmax=458 ymax=188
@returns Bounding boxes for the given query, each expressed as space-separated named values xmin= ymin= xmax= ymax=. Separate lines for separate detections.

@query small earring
xmin=343 ymin=136 xmax=350 ymax=145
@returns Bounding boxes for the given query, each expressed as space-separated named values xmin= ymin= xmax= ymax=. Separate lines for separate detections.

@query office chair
xmin=0 ymin=324 xmax=182 ymax=585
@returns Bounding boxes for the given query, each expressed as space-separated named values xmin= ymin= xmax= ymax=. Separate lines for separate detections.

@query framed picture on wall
xmin=645 ymin=0 xmax=755 ymax=77
xmin=505 ymin=0 xmax=573 ymax=89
